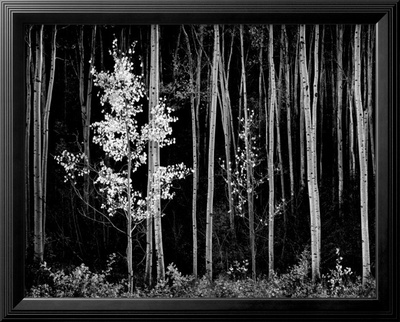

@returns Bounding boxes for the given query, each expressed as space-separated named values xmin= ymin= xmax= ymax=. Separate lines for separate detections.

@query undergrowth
xmin=27 ymin=249 xmax=376 ymax=298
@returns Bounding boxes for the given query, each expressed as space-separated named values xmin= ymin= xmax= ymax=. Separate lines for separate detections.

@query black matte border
xmin=1 ymin=1 xmax=398 ymax=321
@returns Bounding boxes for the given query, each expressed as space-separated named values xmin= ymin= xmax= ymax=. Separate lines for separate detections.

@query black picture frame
xmin=0 ymin=0 xmax=398 ymax=320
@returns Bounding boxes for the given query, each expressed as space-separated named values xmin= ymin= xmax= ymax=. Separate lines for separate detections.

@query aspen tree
xmin=297 ymin=28 xmax=306 ymax=190
xmin=318 ymin=26 xmax=326 ymax=182
xmin=283 ymin=26 xmax=294 ymax=217
xmin=336 ymin=25 xmax=344 ymax=213
xmin=267 ymin=25 xmax=276 ymax=278
xmin=348 ymin=39 xmax=356 ymax=178
xmin=57 ymin=37 xmax=188 ymax=291
xmin=205 ymin=25 xmax=219 ymax=280
xmin=31 ymin=25 xmax=57 ymax=263
xmin=259 ymin=28 xmax=264 ymax=136
xmin=367 ymin=25 xmax=376 ymax=177
xmin=145 ymin=101 xmax=154 ymax=285
xmin=218 ymin=55 xmax=235 ymax=232
xmin=226 ymin=30 xmax=237 ymax=155
xmin=145 ymin=151 xmax=153 ymax=285
xmin=182 ymin=25 xmax=198 ymax=278
xmin=192 ymin=24 xmax=204 ymax=277
xmin=218 ymin=27 xmax=235 ymax=230
xmin=299 ymin=24 xmax=321 ymax=282
xmin=193 ymin=24 xmax=203 ymax=169
xmin=240 ymin=24 xmax=256 ymax=279
xmin=354 ymin=24 xmax=371 ymax=286
xmin=145 ymin=28 xmax=153 ymax=285
xmin=85 ymin=25 xmax=96 ymax=168
xmin=25 ymin=26 xmax=33 ymax=249
xmin=312 ymin=25 xmax=321 ymax=273
xmin=149 ymin=24 xmax=165 ymax=281
xmin=276 ymin=28 xmax=286 ymax=251
xmin=275 ymin=101 xmax=287 ymax=262
xmin=33 ymin=25 xmax=44 ymax=263
xmin=41 ymin=25 xmax=57 ymax=240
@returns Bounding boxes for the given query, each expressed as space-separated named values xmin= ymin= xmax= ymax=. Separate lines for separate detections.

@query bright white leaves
xmin=140 ymin=98 xmax=177 ymax=148
xmin=54 ymin=151 xmax=89 ymax=184
xmin=92 ymin=39 xmax=145 ymax=113
xmin=220 ymin=109 xmax=264 ymax=218
xmin=55 ymin=39 xmax=189 ymax=222
xmin=146 ymin=164 xmax=191 ymax=217
xmin=91 ymin=41 xmax=145 ymax=164
xmin=92 ymin=163 xmax=148 ymax=221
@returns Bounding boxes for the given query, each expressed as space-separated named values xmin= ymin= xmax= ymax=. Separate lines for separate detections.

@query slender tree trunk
xmin=84 ymin=25 xmax=96 ymax=211
xmin=33 ymin=25 xmax=44 ymax=263
xmin=318 ymin=26 xmax=326 ymax=182
xmin=311 ymin=25 xmax=321 ymax=274
xmin=367 ymin=25 xmax=376 ymax=178
xmin=297 ymin=28 xmax=306 ymax=190
xmin=259 ymin=28 xmax=264 ymax=139
xmin=218 ymin=56 xmax=235 ymax=232
xmin=182 ymin=25 xmax=199 ymax=278
xmin=126 ymin=123 xmax=134 ymax=293
xmin=354 ymin=24 xmax=371 ymax=286
xmin=336 ymin=25 xmax=344 ymax=214
xmin=25 ymin=26 xmax=33 ymax=250
xmin=299 ymin=24 xmax=321 ymax=282
xmin=145 ymin=139 xmax=154 ymax=285
xmin=283 ymin=26 xmax=294 ymax=217
xmin=193 ymin=24 xmax=204 ymax=278
xmin=77 ymin=26 xmax=89 ymax=208
xmin=267 ymin=25 xmax=276 ymax=278
xmin=41 ymin=25 xmax=57 ymax=245
xmin=218 ymin=29 xmax=235 ymax=231
xmin=144 ymin=26 xmax=153 ymax=285
xmin=149 ymin=24 xmax=165 ymax=281
xmin=239 ymin=25 xmax=256 ymax=280
xmin=205 ymin=25 xmax=219 ymax=280
xmin=348 ymin=39 xmax=356 ymax=178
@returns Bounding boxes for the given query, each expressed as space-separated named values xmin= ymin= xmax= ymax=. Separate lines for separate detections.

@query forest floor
xmin=27 ymin=251 xmax=376 ymax=299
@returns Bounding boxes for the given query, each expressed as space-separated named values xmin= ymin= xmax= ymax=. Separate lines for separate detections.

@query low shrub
xmin=27 ymin=253 xmax=126 ymax=298
xmin=27 ymin=250 xmax=376 ymax=299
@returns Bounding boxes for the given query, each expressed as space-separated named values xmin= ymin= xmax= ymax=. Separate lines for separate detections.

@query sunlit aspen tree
xmin=41 ymin=25 xmax=57 ymax=244
xmin=182 ymin=25 xmax=198 ymax=278
xmin=56 ymin=39 xmax=189 ymax=291
xmin=33 ymin=25 xmax=44 ymax=263
xmin=149 ymin=24 xmax=166 ymax=282
xmin=205 ymin=24 xmax=220 ymax=280
xmin=299 ymin=24 xmax=321 ymax=282
xmin=267 ymin=24 xmax=276 ymax=278
xmin=354 ymin=24 xmax=371 ymax=286
xmin=25 ymin=25 xmax=33 ymax=249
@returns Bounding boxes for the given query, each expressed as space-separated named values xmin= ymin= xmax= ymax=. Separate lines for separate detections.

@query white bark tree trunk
xmin=267 ymin=25 xmax=276 ymax=278
xmin=33 ymin=25 xmax=44 ymax=263
xmin=149 ymin=24 xmax=165 ymax=281
xmin=205 ymin=24 xmax=219 ymax=280
xmin=299 ymin=24 xmax=321 ymax=282
xmin=354 ymin=24 xmax=371 ymax=286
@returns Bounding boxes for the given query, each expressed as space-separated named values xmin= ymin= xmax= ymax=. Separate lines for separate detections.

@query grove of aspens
xmin=25 ymin=24 xmax=376 ymax=298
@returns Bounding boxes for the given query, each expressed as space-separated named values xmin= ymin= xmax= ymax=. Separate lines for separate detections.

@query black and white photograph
xmin=24 ymin=23 xmax=377 ymax=299
xmin=0 ymin=1 xmax=398 ymax=321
